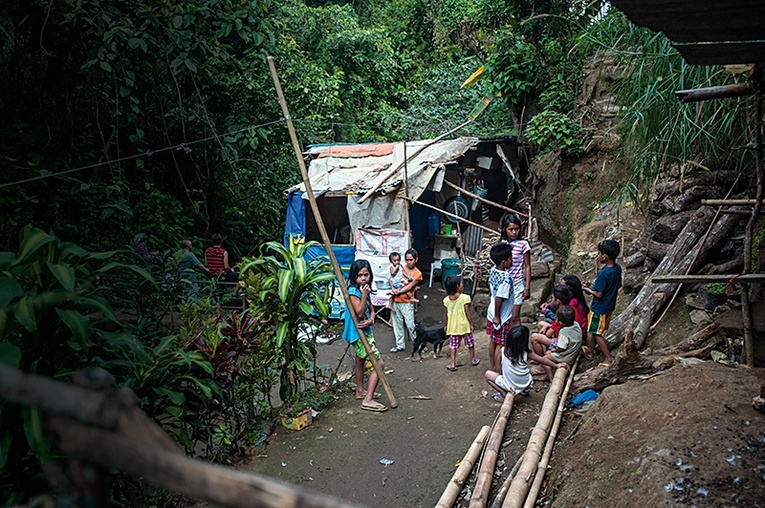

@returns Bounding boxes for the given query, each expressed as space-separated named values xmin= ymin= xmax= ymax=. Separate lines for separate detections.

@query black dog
xmin=410 ymin=322 xmax=447 ymax=361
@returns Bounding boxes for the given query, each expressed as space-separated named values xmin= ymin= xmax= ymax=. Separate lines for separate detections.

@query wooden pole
xmin=267 ymin=56 xmax=397 ymax=408
xmin=469 ymin=395 xmax=515 ymax=508
xmin=357 ymin=119 xmax=473 ymax=204
xmin=401 ymin=195 xmax=498 ymax=235
xmin=435 ymin=425 xmax=491 ymax=508
xmin=742 ymin=86 xmax=763 ymax=366
xmin=502 ymin=368 xmax=567 ymax=508
xmin=442 ymin=180 xmax=528 ymax=217
xmin=651 ymin=274 xmax=765 ymax=283
xmin=490 ymin=456 xmax=524 ymax=508
xmin=676 ymin=82 xmax=754 ymax=103
xmin=0 ymin=365 xmax=358 ymax=508
xmin=522 ymin=357 xmax=580 ymax=508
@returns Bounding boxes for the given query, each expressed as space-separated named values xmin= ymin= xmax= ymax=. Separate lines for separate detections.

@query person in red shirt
xmin=205 ymin=234 xmax=240 ymax=314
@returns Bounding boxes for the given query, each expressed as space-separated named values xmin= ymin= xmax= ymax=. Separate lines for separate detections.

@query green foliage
xmin=580 ymin=9 xmax=753 ymax=205
xmin=239 ymin=238 xmax=334 ymax=407
xmin=525 ymin=110 xmax=583 ymax=156
xmin=0 ymin=227 xmax=217 ymax=502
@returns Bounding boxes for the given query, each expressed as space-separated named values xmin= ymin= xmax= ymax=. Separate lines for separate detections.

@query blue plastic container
xmin=428 ymin=213 xmax=441 ymax=237
xmin=441 ymin=258 xmax=461 ymax=289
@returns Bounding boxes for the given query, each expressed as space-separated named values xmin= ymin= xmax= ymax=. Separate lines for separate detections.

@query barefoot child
xmin=582 ymin=239 xmax=622 ymax=366
xmin=444 ymin=275 xmax=478 ymax=371
xmin=487 ymin=243 xmax=514 ymax=373
xmin=388 ymin=252 xmax=417 ymax=306
xmin=342 ymin=260 xmax=387 ymax=412
xmin=500 ymin=214 xmax=531 ymax=328
xmin=485 ymin=325 xmax=567 ymax=402
xmin=530 ymin=305 xmax=582 ymax=381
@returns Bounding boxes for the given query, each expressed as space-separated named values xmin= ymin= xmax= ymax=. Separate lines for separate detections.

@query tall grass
xmin=579 ymin=10 xmax=755 ymax=205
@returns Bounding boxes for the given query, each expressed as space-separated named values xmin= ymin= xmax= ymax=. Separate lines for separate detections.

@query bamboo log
xmin=48 ymin=417 xmax=359 ymax=508
xmin=442 ymin=180 xmax=528 ymax=217
xmin=469 ymin=395 xmax=515 ymax=508
xmin=268 ymin=56 xmax=397 ymax=408
xmin=401 ymin=195 xmax=497 ymax=235
xmin=435 ymin=425 xmax=491 ymax=508
xmin=523 ymin=357 xmax=580 ymax=508
xmin=357 ymin=120 xmax=473 ymax=204
xmin=502 ymin=368 xmax=567 ymax=508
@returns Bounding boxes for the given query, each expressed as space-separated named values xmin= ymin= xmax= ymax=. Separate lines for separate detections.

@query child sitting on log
xmin=530 ymin=306 xmax=582 ymax=381
xmin=485 ymin=325 xmax=567 ymax=403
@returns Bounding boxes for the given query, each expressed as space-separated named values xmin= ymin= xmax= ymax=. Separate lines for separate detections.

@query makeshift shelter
xmin=284 ymin=136 xmax=524 ymax=252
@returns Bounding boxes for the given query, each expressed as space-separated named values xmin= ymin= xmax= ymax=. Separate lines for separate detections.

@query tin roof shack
xmin=283 ymin=136 xmax=525 ymax=255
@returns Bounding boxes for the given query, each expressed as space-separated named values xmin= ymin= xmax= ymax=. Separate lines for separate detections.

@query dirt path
xmin=239 ymin=283 xmax=548 ymax=507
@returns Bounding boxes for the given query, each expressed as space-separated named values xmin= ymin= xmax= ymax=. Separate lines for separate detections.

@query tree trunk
xmin=605 ymin=206 xmax=742 ymax=349
xmin=575 ymin=324 xmax=722 ymax=393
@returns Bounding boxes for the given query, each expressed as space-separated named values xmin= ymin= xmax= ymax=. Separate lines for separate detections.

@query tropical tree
xmin=239 ymin=238 xmax=335 ymax=407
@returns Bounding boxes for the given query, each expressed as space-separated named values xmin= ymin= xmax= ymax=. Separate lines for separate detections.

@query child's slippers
xmin=446 ymin=364 xmax=458 ymax=372
xmin=471 ymin=358 xmax=481 ymax=366
xmin=597 ymin=362 xmax=611 ymax=368
xmin=529 ymin=367 xmax=546 ymax=376
xmin=518 ymin=389 xmax=530 ymax=396
xmin=581 ymin=345 xmax=594 ymax=360
xmin=491 ymin=392 xmax=504 ymax=403
xmin=361 ymin=402 xmax=388 ymax=412
xmin=354 ymin=392 xmax=381 ymax=400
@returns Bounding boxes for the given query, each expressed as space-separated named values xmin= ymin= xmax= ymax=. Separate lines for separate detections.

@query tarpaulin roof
xmin=286 ymin=137 xmax=479 ymax=198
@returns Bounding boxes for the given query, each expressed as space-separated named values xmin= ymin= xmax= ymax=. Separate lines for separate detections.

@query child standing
xmin=388 ymin=252 xmax=417 ymax=306
xmin=342 ymin=260 xmax=387 ymax=412
xmin=500 ymin=214 xmax=531 ymax=327
xmin=582 ymin=240 xmax=622 ymax=366
xmin=487 ymin=243 xmax=515 ymax=373
xmin=443 ymin=275 xmax=479 ymax=371
xmin=485 ymin=325 xmax=567 ymax=403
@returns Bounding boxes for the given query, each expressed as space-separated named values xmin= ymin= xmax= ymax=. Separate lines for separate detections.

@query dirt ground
xmin=239 ymin=281 xmax=551 ymax=507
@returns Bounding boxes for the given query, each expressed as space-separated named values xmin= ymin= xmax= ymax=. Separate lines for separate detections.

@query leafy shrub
xmin=525 ymin=110 xmax=583 ymax=156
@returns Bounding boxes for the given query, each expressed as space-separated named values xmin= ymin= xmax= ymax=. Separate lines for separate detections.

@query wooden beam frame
xmin=442 ymin=179 xmax=528 ymax=217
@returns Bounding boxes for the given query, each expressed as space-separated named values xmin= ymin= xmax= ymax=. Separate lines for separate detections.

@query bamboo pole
xmin=267 ymin=56 xmax=397 ymax=408
xmin=522 ymin=357 xmax=581 ymax=508
xmin=676 ymin=82 xmax=754 ymax=103
xmin=401 ymin=195 xmax=498 ymax=235
xmin=436 ymin=425 xmax=492 ymax=508
xmin=701 ymin=199 xmax=758 ymax=205
xmin=469 ymin=395 xmax=515 ymax=508
xmin=502 ymin=368 xmax=568 ymax=508
xmin=490 ymin=456 xmax=524 ymax=508
xmin=442 ymin=180 xmax=528 ymax=217
xmin=357 ymin=120 xmax=473 ymax=204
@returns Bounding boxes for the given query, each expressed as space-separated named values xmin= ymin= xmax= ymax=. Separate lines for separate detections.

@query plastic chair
xmin=429 ymin=260 xmax=442 ymax=287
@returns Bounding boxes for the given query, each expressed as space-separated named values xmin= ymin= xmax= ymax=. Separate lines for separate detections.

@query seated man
xmin=530 ymin=305 xmax=581 ymax=381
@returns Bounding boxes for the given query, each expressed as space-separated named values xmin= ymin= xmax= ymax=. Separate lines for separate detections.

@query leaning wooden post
xmin=267 ymin=56 xmax=397 ymax=408
xmin=436 ymin=425 xmax=491 ymax=508
xmin=502 ymin=368 xmax=567 ymax=508
xmin=742 ymin=85 xmax=763 ymax=366
xmin=522 ymin=357 xmax=580 ymax=508
xmin=469 ymin=394 xmax=515 ymax=508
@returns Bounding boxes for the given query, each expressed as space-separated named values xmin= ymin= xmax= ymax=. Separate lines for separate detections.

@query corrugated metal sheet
xmin=611 ymin=0 xmax=765 ymax=66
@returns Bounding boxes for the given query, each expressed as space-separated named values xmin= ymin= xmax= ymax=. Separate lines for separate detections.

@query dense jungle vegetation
xmin=0 ymin=0 xmax=756 ymax=505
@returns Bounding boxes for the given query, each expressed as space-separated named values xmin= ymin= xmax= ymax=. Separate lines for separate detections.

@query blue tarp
xmin=284 ymin=191 xmax=306 ymax=246
xmin=305 ymin=244 xmax=355 ymax=319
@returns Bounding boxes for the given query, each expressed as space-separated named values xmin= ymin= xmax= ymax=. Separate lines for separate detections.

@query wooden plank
xmin=676 ymin=83 xmax=754 ymax=103
xmin=652 ymin=274 xmax=765 ymax=283
xmin=402 ymin=195 xmax=498 ymax=235
xmin=701 ymin=199 xmax=758 ymax=205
